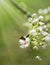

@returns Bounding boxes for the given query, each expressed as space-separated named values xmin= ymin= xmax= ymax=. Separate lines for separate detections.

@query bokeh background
xmin=0 ymin=0 xmax=50 ymax=65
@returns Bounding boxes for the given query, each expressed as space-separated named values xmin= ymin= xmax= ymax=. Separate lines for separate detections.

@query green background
xmin=0 ymin=0 xmax=50 ymax=65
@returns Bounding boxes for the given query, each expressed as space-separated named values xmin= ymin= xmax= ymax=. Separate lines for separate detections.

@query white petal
xmin=25 ymin=44 xmax=29 ymax=47
xmin=19 ymin=39 xmax=25 ymax=44
xmin=20 ymin=45 xmax=25 ymax=48
xmin=26 ymin=37 xmax=30 ymax=44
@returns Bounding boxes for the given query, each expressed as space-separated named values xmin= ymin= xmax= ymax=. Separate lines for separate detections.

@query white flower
xmin=43 ymin=9 xmax=48 ymax=14
xmin=37 ymin=26 xmax=43 ymax=32
xmin=37 ymin=26 xmax=48 ymax=36
xmin=30 ymin=29 xmax=37 ymax=36
xmin=19 ymin=37 xmax=30 ymax=48
xmin=28 ymin=17 xmax=32 ymax=22
xmin=19 ymin=39 xmax=25 ymax=45
xmin=41 ymin=31 xmax=48 ymax=36
xmin=45 ymin=36 xmax=50 ymax=42
xmin=38 ymin=25 xmax=48 ymax=34
xmin=42 ymin=25 xmax=48 ymax=31
xmin=32 ymin=18 xmax=38 ymax=24
xmin=39 ymin=22 xmax=45 ymax=26
xmin=38 ymin=16 xmax=44 ymax=21
xmin=48 ymin=7 xmax=50 ymax=12
xmin=33 ymin=46 xmax=38 ymax=50
xmin=38 ymin=9 xmax=43 ymax=14
xmin=31 ymin=13 xmax=37 ymax=18
xmin=35 ymin=56 xmax=42 ymax=61
xmin=43 ymin=25 xmax=47 ymax=29
xmin=41 ymin=44 xmax=47 ymax=49
xmin=40 ymin=42 xmax=47 ymax=49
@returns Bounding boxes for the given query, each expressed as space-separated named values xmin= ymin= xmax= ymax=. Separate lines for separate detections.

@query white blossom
xmin=38 ymin=25 xmax=48 ymax=34
xmin=43 ymin=9 xmax=48 ymax=14
xmin=48 ymin=7 xmax=50 ymax=12
xmin=35 ymin=56 xmax=42 ymax=61
xmin=31 ymin=13 xmax=37 ymax=18
xmin=41 ymin=31 xmax=48 ymax=36
xmin=30 ymin=29 xmax=37 ymax=36
xmin=43 ymin=25 xmax=47 ymax=29
xmin=19 ymin=39 xmax=25 ymax=45
xmin=19 ymin=37 xmax=30 ymax=48
xmin=42 ymin=25 xmax=48 ymax=31
xmin=26 ymin=37 xmax=30 ymax=45
xmin=28 ymin=17 xmax=32 ymax=22
xmin=38 ymin=9 xmax=43 ymax=14
xmin=33 ymin=46 xmax=38 ymax=50
xmin=37 ymin=24 xmax=48 ymax=35
xmin=32 ymin=18 xmax=38 ymax=24
xmin=41 ymin=44 xmax=47 ymax=49
xmin=45 ymin=36 xmax=50 ymax=42
xmin=40 ymin=42 xmax=47 ymax=49
xmin=39 ymin=22 xmax=45 ymax=26
xmin=37 ymin=26 xmax=43 ymax=32
xmin=38 ymin=16 xmax=44 ymax=21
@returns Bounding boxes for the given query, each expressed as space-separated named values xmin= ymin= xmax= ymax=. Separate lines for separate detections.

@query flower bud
xmin=38 ymin=16 xmax=44 ymax=21
xmin=48 ymin=7 xmax=50 ymax=12
xmin=38 ymin=9 xmax=43 ymax=14
xmin=30 ymin=29 xmax=37 ymax=36
xmin=43 ymin=9 xmax=48 ymax=15
xmin=33 ymin=46 xmax=38 ymax=50
xmin=31 ymin=13 xmax=37 ymax=18
xmin=35 ymin=56 xmax=42 ymax=61
xmin=45 ymin=36 xmax=50 ymax=42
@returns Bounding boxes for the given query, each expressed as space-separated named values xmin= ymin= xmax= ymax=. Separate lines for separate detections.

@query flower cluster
xmin=19 ymin=12 xmax=50 ymax=61
xmin=28 ymin=14 xmax=49 ymax=50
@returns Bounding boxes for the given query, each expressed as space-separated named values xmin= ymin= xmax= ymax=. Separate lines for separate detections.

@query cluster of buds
xmin=38 ymin=6 xmax=50 ymax=15
xmin=19 ymin=13 xmax=50 ymax=61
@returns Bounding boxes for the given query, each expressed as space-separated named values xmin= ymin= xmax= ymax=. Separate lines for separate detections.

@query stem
xmin=10 ymin=0 xmax=31 ymax=17
xmin=10 ymin=0 xmax=50 ymax=24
